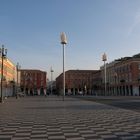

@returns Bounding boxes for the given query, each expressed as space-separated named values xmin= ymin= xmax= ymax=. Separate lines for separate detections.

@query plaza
xmin=0 ymin=96 xmax=140 ymax=140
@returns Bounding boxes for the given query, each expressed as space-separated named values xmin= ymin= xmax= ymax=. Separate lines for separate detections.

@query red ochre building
xmin=56 ymin=54 xmax=140 ymax=96
xmin=100 ymin=53 xmax=140 ymax=96
xmin=20 ymin=69 xmax=47 ymax=95
xmin=56 ymin=70 xmax=99 ymax=95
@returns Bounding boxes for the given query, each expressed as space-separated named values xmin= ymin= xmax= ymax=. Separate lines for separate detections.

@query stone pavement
xmin=0 ymin=96 xmax=140 ymax=140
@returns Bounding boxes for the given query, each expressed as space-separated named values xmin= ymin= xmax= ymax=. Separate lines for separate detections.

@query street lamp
xmin=102 ymin=53 xmax=107 ymax=96
xmin=50 ymin=67 xmax=54 ymax=95
xmin=16 ymin=62 xmax=21 ymax=98
xmin=0 ymin=45 xmax=7 ymax=103
xmin=60 ymin=32 xmax=67 ymax=101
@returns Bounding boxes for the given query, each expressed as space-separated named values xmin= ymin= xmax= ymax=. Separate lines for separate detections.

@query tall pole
xmin=51 ymin=67 xmax=54 ymax=95
xmin=17 ymin=64 xmax=18 ymax=93
xmin=63 ymin=44 xmax=65 ymax=100
xmin=0 ymin=50 xmax=4 ymax=103
xmin=104 ymin=61 xmax=107 ymax=96
xmin=0 ymin=45 xmax=7 ymax=103
xmin=16 ymin=62 xmax=20 ymax=98
xmin=102 ymin=53 xmax=107 ymax=96
xmin=60 ymin=32 xmax=67 ymax=101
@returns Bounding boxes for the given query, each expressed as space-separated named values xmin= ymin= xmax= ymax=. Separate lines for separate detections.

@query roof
xmin=20 ymin=69 xmax=46 ymax=73
xmin=66 ymin=69 xmax=99 ymax=73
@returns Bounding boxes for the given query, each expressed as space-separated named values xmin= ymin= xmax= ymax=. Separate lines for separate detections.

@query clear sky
xmin=0 ymin=0 xmax=140 ymax=80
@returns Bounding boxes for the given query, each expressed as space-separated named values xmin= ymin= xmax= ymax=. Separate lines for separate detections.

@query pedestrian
xmin=16 ymin=93 xmax=18 ymax=99
xmin=44 ymin=92 xmax=47 ymax=97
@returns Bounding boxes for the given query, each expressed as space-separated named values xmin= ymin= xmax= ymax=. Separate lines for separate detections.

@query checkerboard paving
xmin=0 ymin=96 xmax=140 ymax=139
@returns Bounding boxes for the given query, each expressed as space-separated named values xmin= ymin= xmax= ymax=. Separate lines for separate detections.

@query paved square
xmin=0 ymin=96 xmax=140 ymax=140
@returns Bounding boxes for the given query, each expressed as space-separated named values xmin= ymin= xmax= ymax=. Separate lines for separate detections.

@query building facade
xmin=56 ymin=70 xmax=99 ymax=95
xmin=91 ymin=70 xmax=102 ymax=95
xmin=101 ymin=54 xmax=140 ymax=96
xmin=0 ymin=58 xmax=16 ymax=97
xmin=20 ymin=69 xmax=47 ymax=95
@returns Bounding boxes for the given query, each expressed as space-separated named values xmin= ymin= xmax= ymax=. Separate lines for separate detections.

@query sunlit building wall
xmin=0 ymin=58 xmax=16 ymax=97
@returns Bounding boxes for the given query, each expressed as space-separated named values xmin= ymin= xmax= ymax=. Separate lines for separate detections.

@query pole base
xmin=0 ymin=98 xmax=4 ymax=103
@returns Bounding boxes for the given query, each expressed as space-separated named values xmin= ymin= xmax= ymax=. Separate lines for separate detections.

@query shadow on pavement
xmin=76 ymin=96 xmax=140 ymax=113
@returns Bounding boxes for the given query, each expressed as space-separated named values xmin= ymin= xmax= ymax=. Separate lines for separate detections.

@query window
xmin=129 ymin=73 xmax=132 ymax=82
xmin=138 ymin=63 xmax=140 ymax=70
xmin=127 ymin=65 xmax=130 ymax=72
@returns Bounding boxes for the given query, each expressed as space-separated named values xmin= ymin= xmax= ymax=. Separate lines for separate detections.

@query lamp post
xmin=16 ymin=62 xmax=21 ymax=98
xmin=102 ymin=53 xmax=107 ymax=96
xmin=23 ymin=72 xmax=27 ymax=95
xmin=60 ymin=32 xmax=67 ymax=101
xmin=0 ymin=45 xmax=7 ymax=103
xmin=114 ymin=72 xmax=117 ymax=96
xmin=50 ymin=67 xmax=54 ymax=95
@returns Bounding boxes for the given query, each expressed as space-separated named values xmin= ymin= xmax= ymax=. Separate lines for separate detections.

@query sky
xmin=0 ymin=0 xmax=140 ymax=80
